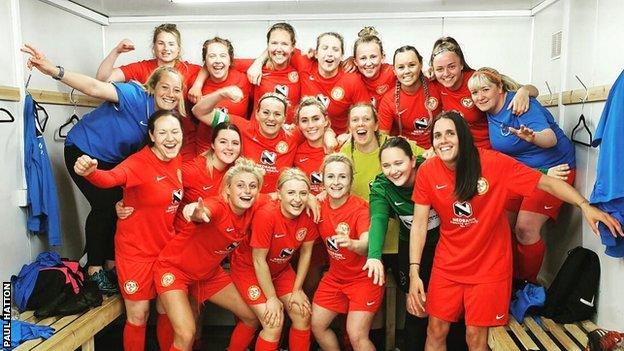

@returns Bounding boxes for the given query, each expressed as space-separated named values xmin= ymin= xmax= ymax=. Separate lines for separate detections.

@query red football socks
xmin=157 ymin=313 xmax=175 ymax=351
xmin=227 ymin=321 xmax=257 ymax=351
xmin=255 ymin=335 xmax=279 ymax=351
xmin=123 ymin=321 xmax=146 ymax=351
xmin=289 ymin=327 xmax=311 ymax=351
xmin=515 ymin=239 xmax=546 ymax=283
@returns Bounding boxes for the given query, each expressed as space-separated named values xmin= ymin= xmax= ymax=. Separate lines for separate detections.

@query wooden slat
xmin=580 ymin=320 xmax=600 ymax=333
xmin=18 ymin=310 xmax=36 ymax=323
xmin=508 ymin=316 xmax=539 ymax=350
xmin=30 ymin=295 xmax=123 ymax=351
xmin=488 ymin=326 xmax=520 ymax=351
xmin=524 ymin=317 xmax=561 ymax=351
xmin=81 ymin=338 xmax=95 ymax=351
xmin=0 ymin=85 xmax=20 ymax=101
xmin=561 ymin=84 xmax=611 ymax=105
xmin=14 ymin=314 xmax=81 ymax=351
xmin=537 ymin=93 xmax=560 ymax=107
xmin=27 ymin=88 xmax=102 ymax=108
xmin=384 ymin=272 xmax=396 ymax=351
xmin=565 ymin=323 xmax=589 ymax=347
xmin=541 ymin=317 xmax=580 ymax=351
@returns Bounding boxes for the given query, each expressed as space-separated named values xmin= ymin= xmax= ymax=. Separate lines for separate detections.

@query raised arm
xmin=96 ymin=39 xmax=135 ymax=82
xmin=191 ymin=85 xmax=243 ymax=126
xmin=509 ymin=84 xmax=540 ymax=115
xmin=187 ymin=67 xmax=209 ymax=104
xmin=22 ymin=44 xmax=119 ymax=103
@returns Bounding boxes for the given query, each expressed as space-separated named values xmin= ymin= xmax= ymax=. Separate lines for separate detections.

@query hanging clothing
xmin=589 ymin=69 xmax=624 ymax=257
xmin=24 ymin=95 xmax=61 ymax=246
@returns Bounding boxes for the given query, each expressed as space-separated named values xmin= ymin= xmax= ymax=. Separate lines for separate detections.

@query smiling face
xmin=323 ymin=160 xmax=352 ymax=201
xmin=297 ymin=104 xmax=328 ymax=145
xmin=226 ymin=172 xmax=259 ymax=214
xmin=349 ymin=105 xmax=379 ymax=150
xmin=394 ymin=50 xmax=422 ymax=88
xmin=267 ymin=29 xmax=294 ymax=70
xmin=432 ymin=51 xmax=464 ymax=90
xmin=149 ymin=115 xmax=183 ymax=161
xmin=316 ymin=34 xmax=343 ymax=77
xmin=153 ymin=31 xmax=180 ymax=64
xmin=255 ymin=96 xmax=286 ymax=138
xmin=278 ymin=179 xmax=309 ymax=218
xmin=355 ymin=41 xmax=384 ymax=79
xmin=153 ymin=72 xmax=183 ymax=111
xmin=204 ymin=42 xmax=231 ymax=83
xmin=470 ymin=82 xmax=505 ymax=114
xmin=432 ymin=117 xmax=459 ymax=168
xmin=212 ymin=129 xmax=241 ymax=169
xmin=380 ymin=147 xmax=416 ymax=187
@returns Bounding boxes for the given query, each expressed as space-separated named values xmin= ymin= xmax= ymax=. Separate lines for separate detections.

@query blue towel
xmin=10 ymin=252 xmax=62 ymax=311
xmin=1 ymin=319 xmax=54 ymax=349
xmin=596 ymin=198 xmax=624 ymax=258
xmin=510 ymin=283 xmax=546 ymax=322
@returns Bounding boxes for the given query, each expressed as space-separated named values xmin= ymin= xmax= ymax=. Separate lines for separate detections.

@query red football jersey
xmin=86 ymin=146 xmax=183 ymax=261
xmin=412 ymin=149 xmax=542 ymax=283
xmin=317 ymin=195 xmax=370 ymax=282
xmin=293 ymin=141 xmax=325 ymax=195
xmin=119 ymin=59 xmax=201 ymax=93
xmin=378 ymin=81 xmax=442 ymax=149
xmin=251 ymin=65 xmax=301 ymax=124
xmin=434 ymin=71 xmax=490 ymax=149
xmin=362 ymin=63 xmax=396 ymax=107
xmin=227 ymin=114 xmax=304 ymax=193
xmin=231 ymin=201 xmax=318 ymax=277
xmin=159 ymin=195 xmax=267 ymax=279
xmin=292 ymin=53 xmax=371 ymax=134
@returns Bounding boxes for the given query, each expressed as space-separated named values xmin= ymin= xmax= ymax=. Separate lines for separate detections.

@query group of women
xmin=21 ymin=19 xmax=623 ymax=351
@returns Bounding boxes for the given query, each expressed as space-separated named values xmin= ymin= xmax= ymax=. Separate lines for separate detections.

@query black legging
xmin=64 ymin=144 xmax=122 ymax=267
xmin=396 ymin=234 xmax=468 ymax=351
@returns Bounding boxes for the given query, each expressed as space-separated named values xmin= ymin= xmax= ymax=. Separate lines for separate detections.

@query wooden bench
xmin=13 ymin=294 xmax=123 ymax=351
xmin=488 ymin=316 xmax=600 ymax=351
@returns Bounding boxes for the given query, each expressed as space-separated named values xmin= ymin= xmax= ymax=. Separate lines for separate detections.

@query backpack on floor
xmin=538 ymin=246 xmax=600 ymax=323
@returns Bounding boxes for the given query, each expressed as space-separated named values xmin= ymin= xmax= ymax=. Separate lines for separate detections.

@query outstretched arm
xmin=191 ymin=86 xmax=243 ymax=126
xmin=96 ymin=39 xmax=134 ymax=82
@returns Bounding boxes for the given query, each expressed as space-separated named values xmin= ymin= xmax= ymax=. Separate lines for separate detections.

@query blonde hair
xmin=144 ymin=66 xmax=186 ymax=117
xmin=429 ymin=36 xmax=472 ymax=72
xmin=222 ymin=158 xmax=265 ymax=194
xmin=353 ymin=26 xmax=384 ymax=58
xmin=321 ymin=153 xmax=354 ymax=185
xmin=277 ymin=168 xmax=310 ymax=190
xmin=467 ymin=67 xmax=522 ymax=93
xmin=295 ymin=96 xmax=329 ymax=124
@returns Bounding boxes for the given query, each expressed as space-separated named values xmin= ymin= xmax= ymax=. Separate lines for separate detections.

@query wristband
xmin=52 ymin=66 xmax=65 ymax=80
xmin=409 ymin=263 xmax=420 ymax=267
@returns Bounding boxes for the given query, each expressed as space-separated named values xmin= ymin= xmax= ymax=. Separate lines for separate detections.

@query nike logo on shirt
xmin=435 ymin=184 xmax=447 ymax=189
xmin=366 ymin=301 xmax=375 ymax=306
xmin=544 ymin=205 xmax=554 ymax=210
xmin=394 ymin=202 xmax=404 ymax=206
xmin=580 ymin=296 xmax=595 ymax=307
xmin=397 ymin=109 xmax=408 ymax=116
xmin=299 ymin=158 xmax=309 ymax=163
xmin=495 ymin=314 xmax=505 ymax=320
xmin=140 ymin=121 xmax=148 ymax=126
xmin=274 ymin=234 xmax=286 ymax=238
xmin=156 ymin=176 xmax=166 ymax=181
xmin=226 ymin=228 xmax=235 ymax=232
xmin=203 ymin=185 xmax=214 ymax=191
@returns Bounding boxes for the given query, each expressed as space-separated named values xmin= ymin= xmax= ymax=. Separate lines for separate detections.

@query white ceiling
xmin=68 ymin=0 xmax=547 ymax=18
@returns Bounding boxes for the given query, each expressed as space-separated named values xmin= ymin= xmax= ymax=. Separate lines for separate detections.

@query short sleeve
xmin=349 ymin=74 xmax=372 ymax=104
xmin=354 ymin=202 xmax=371 ymax=239
xmin=304 ymin=219 xmax=319 ymax=242
xmin=517 ymin=97 xmax=551 ymax=132
xmin=500 ymin=153 xmax=542 ymax=196
xmin=290 ymin=49 xmax=314 ymax=73
xmin=250 ymin=207 xmax=275 ymax=249
xmin=377 ymin=92 xmax=395 ymax=132
xmin=413 ymin=161 xmax=433 ymax=205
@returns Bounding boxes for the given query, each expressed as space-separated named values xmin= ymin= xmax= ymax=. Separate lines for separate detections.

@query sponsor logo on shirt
xmin=311 ymin=172 xmax=323 ymax=184
xmin=451 ymin=201 xmax=478 ymax=227
xmin=276 ymin=141 xmax=289 ymax=154
xmin=124 ymin=280 xmax=139 ymax=295
xmin=461 ymin=97 xmax=474 ymax=108
xmin=161 ymin=273 xmax=175 ymax=287
xmin=426 ymin=97 xmax=439 ymax=111
xmin=261 ymin=150 xmax=277 ymax=165
xmin=275 ymin=84 xmax=289 ymax=97
xmin=215 ymin=241 xmax=240 ymax=255
xmin=316 ymin=94 xmax=330 ymax=108
xmin=248 ymin=285 xmax=262 ymax=301
xmin=279 ymin=248 xmax=294 ymax=258
xmin=288 ymin=71 xmax=299 ymax=83
xmin=172 ymin=189 xmax=183 ymax=204
xmin=296 ymin=228 xmax=307 ymax=241
xmin=331 ymin=87 xmax=345 ymax=101
xmin=326 ymin=237 xmax=340 ymax=252
xmin=477 ymin=177 xmax=489 ymax=195
xmin=414 ymin=118 xmax=429 ymax=130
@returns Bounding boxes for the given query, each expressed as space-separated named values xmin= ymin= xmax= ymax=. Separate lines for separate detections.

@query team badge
xmin=376 ymin=84 xmax=389 ymax=95
xmin=279 ymin=248 xmax=295 ymax=258
xmin=161 ymin=273 xmax=175 ymax=287
xmin=336 ymin=222 xmax=350 ymax=236
xmin=275 ymin=85 xmax=289 ymax=97
xmin=331 ymin=87 xmax=345 ymax=101
xmin=326 ymin=237 xmax=340 ymax=252
xmin=453 ymin=201 xmax=473 ymax=217
xmin=477 ymin=177 xmax=489 ymax=195
xmin=124 ymin=280 xmax=139 ymax=295
xmin=310 ymin=172 xmax=323 ymax=184
xmin=316 ymin=94 xmax=330 ymax=108
xmin=261 ymin=150 xmax=277 ymax=165
xmin=248 ymin=285 xmax=261 ymax=301
xmin=426 ymin=97 xmax=439 ymax=110
xmin=414 ymin=118 xmax=429 ymax=130
xmin=461 ymin=97 xmax=474 ymax=108
xmin=172 ymin=189 xmax=183 ymax=204
xmin=296 ymin=228 xmax=307 ymax=241
xmin=276 ymin=141 xmax=289 ymax=154
xmin=288 ymin=71 xmax=299 ymax=83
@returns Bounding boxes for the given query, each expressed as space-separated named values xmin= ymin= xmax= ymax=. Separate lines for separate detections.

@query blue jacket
xmin=10 ymin=252 xmax=62 ymax=311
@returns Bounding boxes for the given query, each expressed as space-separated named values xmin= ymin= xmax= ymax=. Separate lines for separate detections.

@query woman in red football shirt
xmin=408 ymin=111 xmax=621 ymax=350
xmin=378 ymin=45 xmax=442 ymax=150
xmin=311 ymin=153 xmax=383 ymax=351
xmin=428 ymin=36 xmax=537 ymax=148
xmin=230 ymin=168 xmax=318 ymax=351
xmin=352 ymin=26 xmax=396 ymax=106
xmin=74 ymin=110 xmax=184 ymax=351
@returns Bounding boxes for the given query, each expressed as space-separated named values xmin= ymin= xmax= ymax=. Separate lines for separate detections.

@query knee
xmin=260 ymin=320 xmax=283 ymax=339
xmin=288 ymin=307 xmax=311 ymax=329
xmin=514 ymin=222 xmax=540 ymax=244
xmin=174 ymin=324 xmax=196 ymax=346
xmin=127 ymin=309 xmax=150 ymax=326
xmin=465 ymin=328 xmax=487 ymax=349
xmin=427 ymin=321 xmax=450 ymax=341
xmin=311 ymin=318 xmax=328 ymax=335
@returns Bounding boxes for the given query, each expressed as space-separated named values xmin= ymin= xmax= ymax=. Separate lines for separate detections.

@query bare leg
xmin=426 ymin=316 xmax=450 ymax=351
xmin=465 ymin=325 xmax=489 ymax=351
xmin=311 ymin=303 xmax=340 ymax=351
xmin=159 ymin=290 xmax=196 ymax=350
xmin=346 ymin=311 xmax=375 ymax=351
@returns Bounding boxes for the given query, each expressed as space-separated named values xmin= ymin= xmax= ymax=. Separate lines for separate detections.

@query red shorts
xmin=506 ymin=169 xmax=576 ymax=219
xmin=313 ymin=273 xmax=384 ymax=314
xmin=116 ymin=256 xmax=157 ymax=300
xmin=153 ymin=263 xmax=232 ymax=304
xmin=231 ymin=265 xmax=296 ymax=305
xmin=426 ymin=273 xmax=511 ymax=327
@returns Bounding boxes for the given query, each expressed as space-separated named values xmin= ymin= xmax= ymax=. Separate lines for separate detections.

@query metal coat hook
xmin=545 ymin=81 xmax=554 ymax=105
xmin=574 ymin=75 xmax=589 ymax=112
xmin=25 ymin=71 xmax=32 ymax=93
xmin=0 ymin=108 xmax=15 ymax=123
xmin=69 ymin=88 xmax=78 ymax=115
